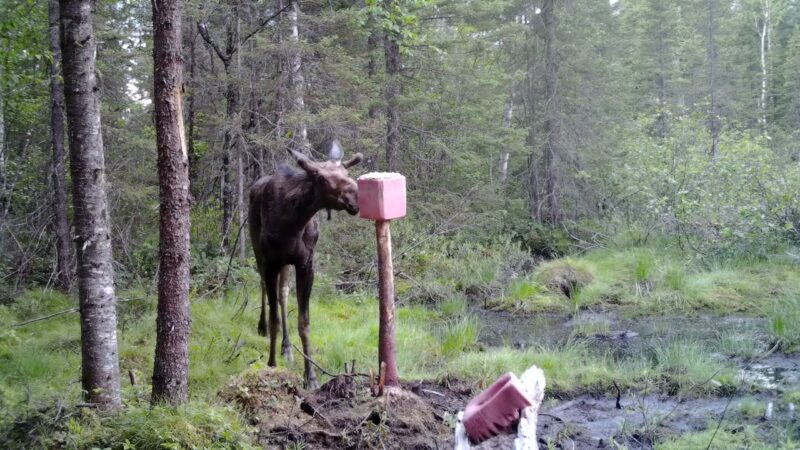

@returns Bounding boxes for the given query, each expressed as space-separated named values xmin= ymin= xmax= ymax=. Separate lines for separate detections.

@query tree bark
xmin=49 ymin=0 xmax=73 ymax=291
xmin=151 ymin=0 xmax=191 ymax=406
xmin=60 ymin=0 xmax=121 ymax=410
xmin=707 ymin=0 xmax=720 ymax=160
xmin=288 ymin=1 xmax=308 ymax=153
xmin=499 ymin=96 xmax=513 ymax=183
xmin=375 ymin=220 xmax=399 ymax=389
xmin=541 ymin=0 xmax=562 ymax=225
xmin=384 ymin=31 xmax=401 ymax=172
xmin=757 ymin=0 xmax=771 ymax=137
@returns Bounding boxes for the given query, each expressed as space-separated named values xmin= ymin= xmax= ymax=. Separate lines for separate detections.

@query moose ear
xmin=342 ymin=152 xmax=363 ymax=169
xmin=329 ymin=140 xmax=343 ymax=163
xmin=287 ymin=148 xmax=318 ymax=174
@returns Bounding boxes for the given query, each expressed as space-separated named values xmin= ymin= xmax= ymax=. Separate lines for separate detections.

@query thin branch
xmin=196 ymin=22 xmax=230 ymax=64
xmin=240 ymin=1 xmax=293 ymax=48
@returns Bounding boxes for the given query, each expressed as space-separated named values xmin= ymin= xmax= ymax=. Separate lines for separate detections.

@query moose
xmin=249 ymin=141 xmax=362 ymax=388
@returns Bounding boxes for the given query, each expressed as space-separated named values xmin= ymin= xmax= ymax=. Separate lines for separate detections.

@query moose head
xmin=287 ymin=141 xmax=363 ymax=215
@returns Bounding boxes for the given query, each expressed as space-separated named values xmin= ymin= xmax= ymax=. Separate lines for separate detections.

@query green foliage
xmin=439 ymin=316 xmax=480 ymax=357
xmin=655 ymin=425 xmax=793 ymax=450
xmin=767 ymin=295 xmax=800 ymax=352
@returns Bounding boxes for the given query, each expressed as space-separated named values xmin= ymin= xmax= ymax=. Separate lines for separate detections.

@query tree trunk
xmin=499 ymin=96 xmax=513 ymax=183
xmin=757 ymin=0 xmax=771 ymax=137
xmin=221 ymin=76 xmax=236 ymax=255
xmin=707 ymin=0 xmax=720 ymax=160
xmin=384 ymin=31 xmax=401 ymax=172
xmin=288 ymin=1 xmax=308 ymax=153
xmin=60 ymin=0 xmax=121 ymax=411
xmin=541 ymin=0 xmax=562 ymax=225
xmin=49 ymin=0 xmax=73 ymax=291
xmin=151 ymin=0 xmax=191 ymax=406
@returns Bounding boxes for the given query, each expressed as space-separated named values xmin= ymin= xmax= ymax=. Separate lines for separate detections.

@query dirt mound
xmin=222 ymin=369 xmax=469 ymax=449
xmin=534 ymin=259 xmax=594 ymax=298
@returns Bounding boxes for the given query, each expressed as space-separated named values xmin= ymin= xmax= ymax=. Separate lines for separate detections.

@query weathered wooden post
xmin=357 ymin=173 xmax=406 ymax=392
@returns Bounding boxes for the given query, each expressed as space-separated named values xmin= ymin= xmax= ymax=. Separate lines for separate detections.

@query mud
xmin=225 ymin=310 xmax=799 ymax=449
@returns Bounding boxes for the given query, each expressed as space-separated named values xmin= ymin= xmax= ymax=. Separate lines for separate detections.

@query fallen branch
xmin=10 ymin=297 xmax=145 ymax=328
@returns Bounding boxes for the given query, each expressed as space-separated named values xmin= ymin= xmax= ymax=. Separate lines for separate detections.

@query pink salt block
xmin=357 ymin=173 xmax=406 ymax=221
xmin=462 ymin=372 xmax=534 ymax=444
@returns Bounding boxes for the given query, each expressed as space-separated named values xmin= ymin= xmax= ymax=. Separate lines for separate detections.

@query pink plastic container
xmin=462 ymin=372 xmax=533 ymax=444
xmin=357 ymin=173 xmax=406 ymax=221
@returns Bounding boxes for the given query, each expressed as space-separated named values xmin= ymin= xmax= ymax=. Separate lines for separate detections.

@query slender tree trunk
xmin=757 ymin=0 xmax=771 ymax=137
xmin=708 ymin=0 xmax=720 ymax=160
xmin=541 ymin=0 xmax=562 ymax=225
xmin=60 ymin=0 xmax=121 ymax=410
xmin=499 ymin=96 xmax=513 ymax=183
xmin=221 ymin=72 xmax=237 ymax=255
xmin=49 ymin=0 xmax=73 ymax=291
xmin=655 ymin=21 xmax=667 ymax=139
xmin=384 ymin=31 xmax=401 ymax=172
xmin=367 ymin=31 xmax=381 ymax=121
xmin=151 ymin=0 xmax=191 ymax=405
xmin=235 ymin=4 xmax=246 ymax=261
xmin=288 ymin=1 xmax=308 ymax=152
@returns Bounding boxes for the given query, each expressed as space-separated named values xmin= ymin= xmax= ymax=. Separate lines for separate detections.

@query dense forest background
xmin=2 ymin=0 xmax=800 ymax=447
xmin=2 ymin=0 xmax=799 ymax=294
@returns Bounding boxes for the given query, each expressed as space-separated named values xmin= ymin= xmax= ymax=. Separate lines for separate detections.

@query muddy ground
xmin=223 ymin=310 xmax=799 ymax=449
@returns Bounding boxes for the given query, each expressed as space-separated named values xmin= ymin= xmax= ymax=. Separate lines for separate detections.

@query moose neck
xmin=283 ymin=175 xmax=327 ymax=231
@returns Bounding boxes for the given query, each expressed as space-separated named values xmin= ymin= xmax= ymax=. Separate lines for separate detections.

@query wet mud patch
xmin=221 ymin=366 xmax=799 ymax=449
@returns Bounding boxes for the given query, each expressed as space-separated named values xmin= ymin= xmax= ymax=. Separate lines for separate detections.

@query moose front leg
xmin=295 ymin=262 xmax=318 ymax=389
xmin=278 ymin=265 xmax=293 ymax=362
xmin=263 ymin=270 xmax=281 ymax=367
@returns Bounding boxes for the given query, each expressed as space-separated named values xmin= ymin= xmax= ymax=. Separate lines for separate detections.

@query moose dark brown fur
xmin=249 ymin=142 xmax=362 ymax=388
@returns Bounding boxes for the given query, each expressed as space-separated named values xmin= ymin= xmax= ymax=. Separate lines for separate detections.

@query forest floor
xmin=1 ymin=244 xmax=799 ymax=448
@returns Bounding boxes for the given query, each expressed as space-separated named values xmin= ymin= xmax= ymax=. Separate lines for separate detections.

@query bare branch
xmin=196 ymin=22 xmax=230 ymax=64
xmin=239 ymin=1 xmax=293 ymax=48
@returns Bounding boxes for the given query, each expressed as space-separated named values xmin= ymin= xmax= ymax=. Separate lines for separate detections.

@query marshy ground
xmin=1 ymin=241 xmax=799 ymax=448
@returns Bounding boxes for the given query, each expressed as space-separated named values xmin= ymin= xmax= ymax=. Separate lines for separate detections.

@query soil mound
xmin=222 ymin=369 xmax=467 ymax=449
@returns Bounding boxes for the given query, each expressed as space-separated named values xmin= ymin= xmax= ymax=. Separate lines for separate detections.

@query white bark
xmin=757 ymin=0 xmax=771 ymax=138
xmin=499 ymin=98 xmax=513 ymax=183
xmin=288 ymin=2 xmax=308 ymax=150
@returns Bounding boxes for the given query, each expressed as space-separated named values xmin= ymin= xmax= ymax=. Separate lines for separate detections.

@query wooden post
xmin=376 ymin=220 xmax=399 ymax=389
xmin=357 ymin=172 xmax=406 ymax=395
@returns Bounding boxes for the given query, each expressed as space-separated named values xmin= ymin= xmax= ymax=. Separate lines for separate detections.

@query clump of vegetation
xmin=533 ymin=258 xmax=594 ymax=299
xmin=767 ymin=296 xmax=800 ymax=352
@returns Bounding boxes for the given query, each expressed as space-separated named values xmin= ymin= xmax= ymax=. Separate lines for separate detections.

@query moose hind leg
xmin=263 ymin=270 xmax=280 ymax=367
xmin=279 ymin=265 xmax=293 ymax=362
xmin=295 ymin=263 xmax=318 ymax=389
xmin=258 ymin=279 xmax=268 ymax=337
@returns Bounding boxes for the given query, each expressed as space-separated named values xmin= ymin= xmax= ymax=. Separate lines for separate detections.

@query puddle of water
xmin=468 ymin=308 xmax=800 ymax=448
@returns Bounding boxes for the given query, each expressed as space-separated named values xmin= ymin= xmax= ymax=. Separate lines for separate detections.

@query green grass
xmin=767 ymin=295 xmax=800 ymax=352
xmin=504 ymin=243 xmax=800 ymax=316
xmin=655 ymin=424 xmax=795 ymax=450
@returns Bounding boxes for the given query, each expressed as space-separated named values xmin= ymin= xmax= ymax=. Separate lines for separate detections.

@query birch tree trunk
xmin=757 ymin=0 xmax=771 ymax=137
xmin=60 ymin=0 xmax=121 ymax=410
xmin=151 ymin=0 xmax=191 ymax=405
xmin=288 ymin=1 xmax=308 ymax=152
xmin=49 ymin=0 xmax=73 ymax=291
xmin=499 ymin=96 xmax=513 ymax=183
xmin=708 ymin=0 xmax=720 ymax=160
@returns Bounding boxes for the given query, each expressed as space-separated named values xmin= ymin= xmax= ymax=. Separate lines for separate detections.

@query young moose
xmin=249 ymin=142 xmax=362 ymax=388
